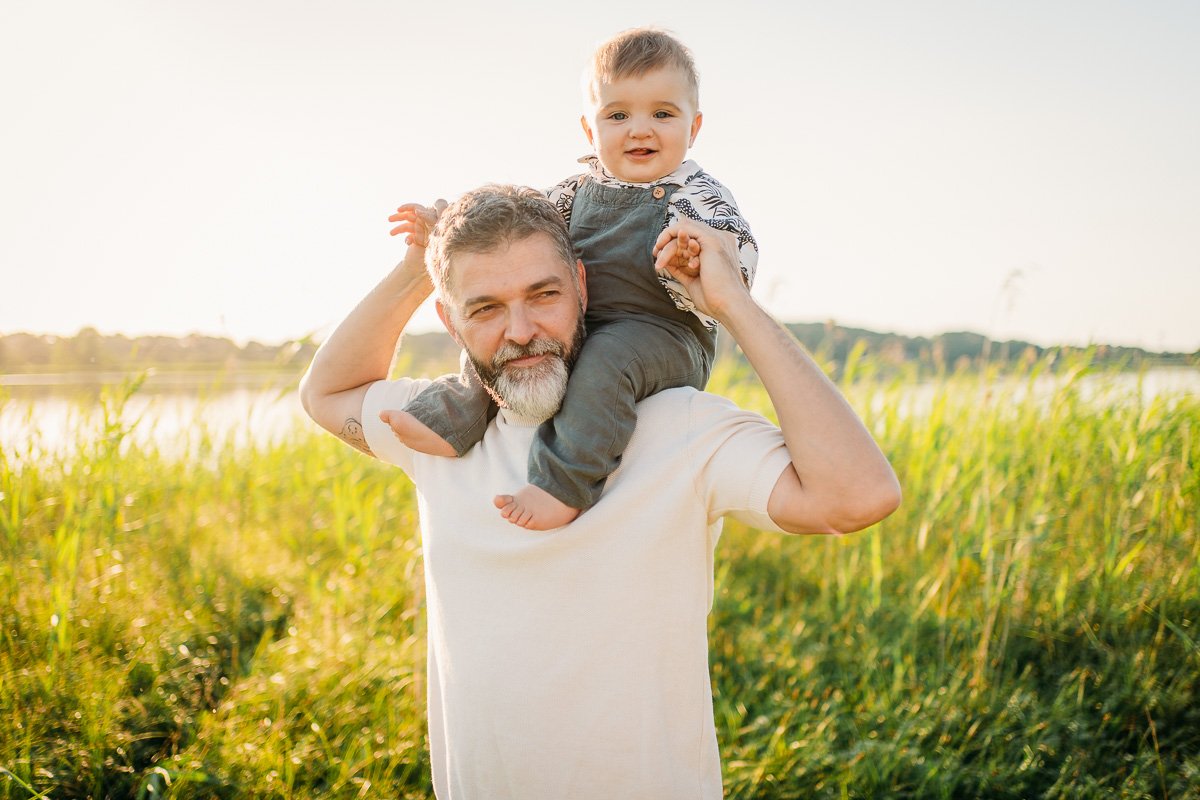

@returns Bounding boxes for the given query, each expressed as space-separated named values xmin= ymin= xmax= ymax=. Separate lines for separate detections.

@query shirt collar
xmin=577 ymin=154 xmax=703 ymax=188
xmin=497 ymin=406 xmax=549 ymax=428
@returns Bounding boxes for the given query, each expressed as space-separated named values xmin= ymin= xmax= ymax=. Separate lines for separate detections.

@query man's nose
xmin=504 ymin=305 xmax=537 ymax=345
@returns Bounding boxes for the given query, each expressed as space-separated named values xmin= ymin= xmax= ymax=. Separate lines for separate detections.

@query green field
xmin=2 ymin=354 xmax=1198 ymax=798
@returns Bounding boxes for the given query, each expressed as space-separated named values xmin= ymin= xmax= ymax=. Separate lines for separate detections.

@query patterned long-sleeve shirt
xmin=545 ymin=155 xmax=758 ymax=330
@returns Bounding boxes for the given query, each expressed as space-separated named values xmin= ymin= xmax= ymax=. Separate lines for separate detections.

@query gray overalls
xmin=404 ymin=178 xmax=715 ymax=511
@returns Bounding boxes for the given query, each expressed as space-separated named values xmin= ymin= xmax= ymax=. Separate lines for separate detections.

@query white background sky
xmin=2 ymin=1 xmax=1197 ymax=352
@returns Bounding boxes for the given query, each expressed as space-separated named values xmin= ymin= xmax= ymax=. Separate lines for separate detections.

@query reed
xmin=2 ymin=354 xmax=1197 ymax=798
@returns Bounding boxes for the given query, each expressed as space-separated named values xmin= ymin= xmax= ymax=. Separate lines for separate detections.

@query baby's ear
xmin=689 ymin=111 xmax=703 ymax=147
xmin=580 ymin=115 xmax=595 ymax=148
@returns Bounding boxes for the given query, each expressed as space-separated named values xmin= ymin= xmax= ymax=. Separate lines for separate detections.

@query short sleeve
xmin=661 ymin=172 xmax=760 ymax=329
xmin=362 ymin=377 xmax=434 ymax=475
xmin=685 ymin=391 xmax=792 ymax=532
xmin=544 ymin=173 xmax=584 ymax=227
xmin=667 ymin=172 xmax=759 ymax=287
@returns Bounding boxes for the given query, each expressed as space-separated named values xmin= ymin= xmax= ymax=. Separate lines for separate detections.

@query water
xmin=868 ymin=366 xmax=1200 ymax=419
xmin=1 ymin=371 xmax=309 ymax=459
xmin=2 ymin=367 xmax=1197 ymax=460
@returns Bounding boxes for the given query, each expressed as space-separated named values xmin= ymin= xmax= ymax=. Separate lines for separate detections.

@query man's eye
xmin=536 ymin=291 xmax=560 ymax=301
xmin=470 ymin=305 xmax=498 ymax=317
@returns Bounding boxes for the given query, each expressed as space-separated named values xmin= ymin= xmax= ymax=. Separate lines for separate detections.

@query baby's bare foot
xmin=493 ymin=485 xmax=581 ymax=530
xmin=379 ymin=410 xmax=456 ymax=457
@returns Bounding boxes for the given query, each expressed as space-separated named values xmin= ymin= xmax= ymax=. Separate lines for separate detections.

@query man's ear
xmin=435 ymin=298 xmax=464 ymax=347
xmin=580 ymin=115 xmax=595 ymax=148
xmin=576 ymin=259 xmax=588 ymax=312
xmin=689 ymin=111 xmax=703 ymax=147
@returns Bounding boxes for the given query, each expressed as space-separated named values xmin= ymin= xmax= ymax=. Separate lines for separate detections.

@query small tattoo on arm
xmin=339 ymin=418 xmax=374 ymax=456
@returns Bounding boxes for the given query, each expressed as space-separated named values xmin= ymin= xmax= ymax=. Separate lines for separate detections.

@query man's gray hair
xmin=426 ymin=185 xmax=578 ymax=299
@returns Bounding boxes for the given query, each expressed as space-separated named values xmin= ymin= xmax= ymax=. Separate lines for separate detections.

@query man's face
xmin=437 ymin=233 xmax=587 ymax=420
xmin=581 ymin=65 xmax=702 ymax=184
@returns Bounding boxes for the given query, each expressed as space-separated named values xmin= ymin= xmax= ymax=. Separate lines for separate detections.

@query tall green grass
xmin=2 ymin=354 xmax=1197 ymax=798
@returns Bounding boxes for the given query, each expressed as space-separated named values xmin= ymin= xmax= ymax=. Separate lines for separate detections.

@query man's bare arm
xmin=299 ymin=202 xmax=444 ymax=455
xmin=337 ymin=417 xmax=373 ymax=456
xmin=655 ymin=225 xmax=901 ymax=535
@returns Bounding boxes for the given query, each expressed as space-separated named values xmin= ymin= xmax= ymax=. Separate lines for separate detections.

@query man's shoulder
xmin=622 ymin=386 xmax=789 ymax=531
xmin=636 ymin=385 xmax=696 ymax=412
xmin=634 ymin=387 xmax=753 ymax=430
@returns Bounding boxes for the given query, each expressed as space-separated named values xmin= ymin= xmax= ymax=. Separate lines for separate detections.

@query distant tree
xmin=0 ymin=326 xmax=1191 ymax=375
xmin=68 ymin=327 xmax=104 ymax=367
xmin=0 ymin=333 xmax=53 ymax=368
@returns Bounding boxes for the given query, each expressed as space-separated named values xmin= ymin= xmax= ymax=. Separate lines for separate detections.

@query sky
xmin=2 ymin=1 xmax=1198 ymax=353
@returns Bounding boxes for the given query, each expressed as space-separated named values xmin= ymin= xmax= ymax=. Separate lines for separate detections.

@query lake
xmin=1 ymin=371 xmax=308 ymax=460
xmin=2 ymin=367 xmax=1198 ymax=460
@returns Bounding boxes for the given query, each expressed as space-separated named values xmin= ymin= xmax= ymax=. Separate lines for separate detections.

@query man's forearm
xmin=655 ymin=220 xmax=900 ymax=532
xmin=298 ymin=255 xmax=433 ymax=438
xmin=720 ymin=292 xmax=901 ymax=533
xmin=302 ymin=199 xmax=444 ymax=416
xmin=305 ymin=265 xmax=430 ymax=393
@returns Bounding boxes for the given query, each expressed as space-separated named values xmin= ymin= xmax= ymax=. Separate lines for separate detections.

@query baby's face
xmin=581 ymin=66 xmax=702 ymax=184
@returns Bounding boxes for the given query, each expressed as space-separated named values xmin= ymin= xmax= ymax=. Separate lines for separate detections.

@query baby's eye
xmin=654 ymin=110 xmax=675 ymax=119
xmin=609 ymin=111 xmax=628 ymax=121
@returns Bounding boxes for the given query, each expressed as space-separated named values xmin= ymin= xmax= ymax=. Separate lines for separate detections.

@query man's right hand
xmin=386 ymin=199 xmax=447 ymax=294
xmin=389 ymin=200 xmax=447 ymax=246
xmin=298 ymin=198 xmax=448 ymax=455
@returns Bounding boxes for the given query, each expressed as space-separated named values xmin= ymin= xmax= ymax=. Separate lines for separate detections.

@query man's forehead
xmin=445 ymin=233 xmax=575 ymax=300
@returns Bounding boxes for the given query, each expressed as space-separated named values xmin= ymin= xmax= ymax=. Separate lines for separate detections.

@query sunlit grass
xmin=711 ymin=352 xmax=1199 ymax=798
xmin=2 ymin=354 xmax=1197 ymax=798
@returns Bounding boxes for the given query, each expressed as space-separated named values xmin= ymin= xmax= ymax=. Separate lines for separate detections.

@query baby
xmin=387 ymin=28 xmax=758 ymax=530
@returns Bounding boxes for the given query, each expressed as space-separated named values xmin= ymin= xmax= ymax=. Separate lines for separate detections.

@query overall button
xmin=652 ymin=186 xmax=666 ymax=199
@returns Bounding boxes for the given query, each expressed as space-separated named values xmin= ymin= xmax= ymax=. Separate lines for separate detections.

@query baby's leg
xmin=493 ymin=487 xmax=573 ymax=529
xmin=390 ymin=350 xmax=496 ymax=457
xmin=379 ymin=409 xmax=456 ymax=457
xmin=495 ymin=319 xmax=710 ymax=530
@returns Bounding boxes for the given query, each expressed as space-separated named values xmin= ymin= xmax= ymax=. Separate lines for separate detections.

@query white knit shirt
xmin=363 ymin=381 xmax=791 ymax=799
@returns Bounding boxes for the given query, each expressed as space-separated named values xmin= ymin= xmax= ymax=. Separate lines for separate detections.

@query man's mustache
xmin=491 ymin=338 xmax=566 ymax=370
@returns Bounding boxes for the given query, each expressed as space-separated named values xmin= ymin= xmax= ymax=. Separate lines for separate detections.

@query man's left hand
xmin=653 ymin=222 xmax=749 ymax=323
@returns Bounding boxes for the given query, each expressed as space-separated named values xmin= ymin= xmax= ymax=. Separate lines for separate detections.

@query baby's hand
xmin=388 ymin=200 xmax=447 ymax=247
xmin=652 ymin=228 xmax=702 ymax=278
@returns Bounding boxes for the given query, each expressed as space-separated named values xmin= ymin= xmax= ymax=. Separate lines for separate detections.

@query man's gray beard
xmin=468 ymin=316 xmax=585 ymax=422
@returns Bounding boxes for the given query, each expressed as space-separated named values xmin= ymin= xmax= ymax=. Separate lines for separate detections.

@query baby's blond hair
xmin=583 ymin=28 xmax=699 ymax=108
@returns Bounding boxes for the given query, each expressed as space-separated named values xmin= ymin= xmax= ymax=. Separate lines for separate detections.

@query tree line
xmin=1 ymin=325 xmax=1193 ymax=377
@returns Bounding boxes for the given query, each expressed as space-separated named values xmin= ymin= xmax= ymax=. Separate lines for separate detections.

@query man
xmin=300 ymin=185 xmax=900 ymax=799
